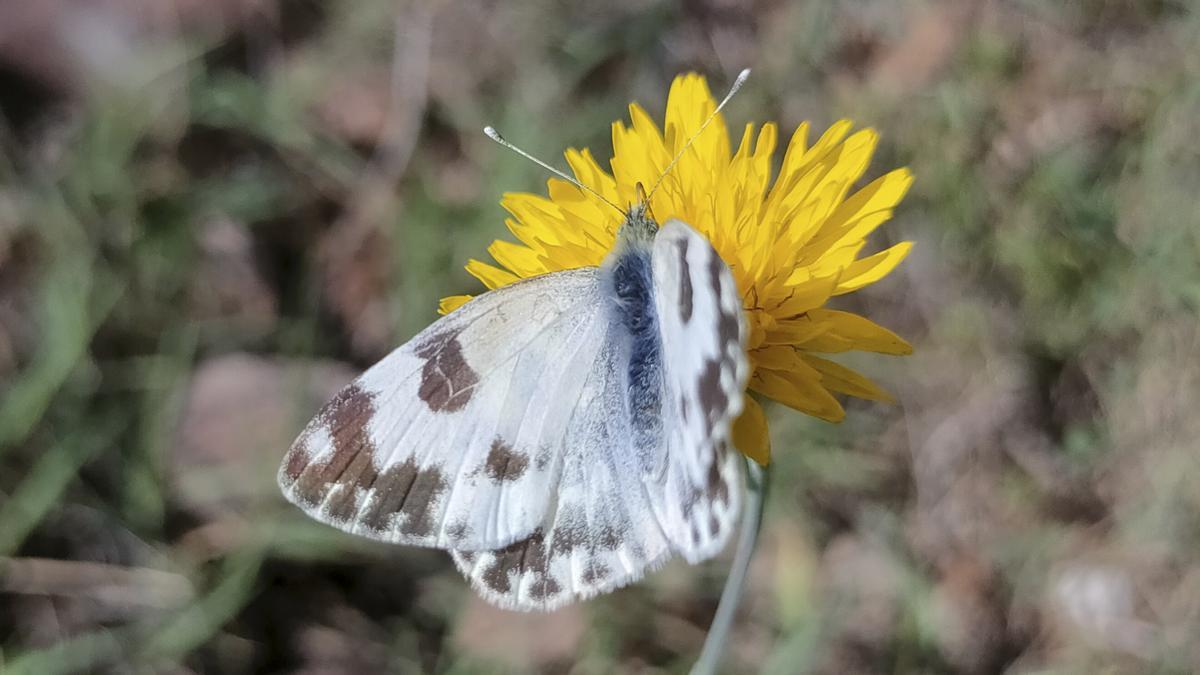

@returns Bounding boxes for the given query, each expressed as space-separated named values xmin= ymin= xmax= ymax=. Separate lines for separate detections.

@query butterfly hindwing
xmin=647 ymin=219 xmax=749 ymax=562
xmin=279 ymin=268 xmax=607 ymax=551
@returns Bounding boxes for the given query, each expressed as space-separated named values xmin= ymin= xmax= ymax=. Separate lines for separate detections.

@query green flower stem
xmin=690 ymin=457 xmax=768 ymax=675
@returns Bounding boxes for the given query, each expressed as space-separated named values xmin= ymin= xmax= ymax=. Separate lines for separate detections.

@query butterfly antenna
xmin=646 ymin=68 xmax=751 ymax=202
xmin=635 ymin=182 xmax=655 ymax=220
xmin=483 ymin=126 xmax=625 ymax=215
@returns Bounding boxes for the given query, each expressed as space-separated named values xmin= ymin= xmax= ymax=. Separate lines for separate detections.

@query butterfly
xmin=279 ymin=74 xmax=754 ymax=611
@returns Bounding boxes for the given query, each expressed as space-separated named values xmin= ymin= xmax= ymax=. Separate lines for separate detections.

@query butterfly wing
xmin=279 ymin=268 xmax=609 ymax=551
xmin=450 ymin=332 xmax=673 ymax=611
xmin=647 ymin=219 xmax=749 ymax=562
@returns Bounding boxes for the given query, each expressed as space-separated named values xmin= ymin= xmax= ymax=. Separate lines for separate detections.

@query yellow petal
xmin=822 ymin=168 xmax=914 ymax=242
xmin=438 ymin=295 xmax=472 ymax=315
xmin=751 ymin=368 xmax=845 ymax=422
xmin=804 ymin=212 xmax=891 ymax=264
xmin=771 ymin=273 xmax=840 ymax=317
xmin=773 ymin=122 xmax=811 ymax=186
xmin=809 ymin=241 xmax=866 ymax=277
xmin=763 ymin=317 xmax=833 ymax=346
xmin=487 ymin=240 xmax=547 ymax=278
xmin=833 ymin=241 xmax=913 ymax=295
xmin=547 ymin=181 xmax=618 ymax=242
xmin=664 ymin=73 xmax=728 ymax=162
xmin=802 ymin=309 xmax=913 ymax=355
xmin=801 ymin=119 xmax=854 ymax=170
xmin=627 ymin=103 xmax=668 ymax=159
xmin=733 ymin=396 xmax=771 ymax=465
xmin=801 ymin=354 xmax=895 ymax=402
xmin=799 ymin=129 xmax=878 ymax=227
xmin=751 ymin=345 xmax=804 ymax=371
xmin=465 ymin=259 xmax=521 ymax=289
xmin=565 ymin=147 xmax=622 ymax=205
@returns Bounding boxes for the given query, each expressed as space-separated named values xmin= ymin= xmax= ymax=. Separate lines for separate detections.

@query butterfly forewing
xmin=279 ymin=268 xmax=605 ymax=551
xmin=647 ymin=219 xmax=749 ymax=562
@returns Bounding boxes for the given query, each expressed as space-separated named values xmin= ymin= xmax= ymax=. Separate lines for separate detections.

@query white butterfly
xmin=278 ymin=202 xmax=749 ymax=610
xmin=280 ymin=73 xmax=755 ymax=611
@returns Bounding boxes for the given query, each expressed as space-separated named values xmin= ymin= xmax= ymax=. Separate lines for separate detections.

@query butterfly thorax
xmin=601 ymin=204 xmax=666 ymax=469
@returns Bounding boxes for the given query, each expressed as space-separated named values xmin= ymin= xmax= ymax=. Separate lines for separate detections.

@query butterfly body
xmin=280 ymin=207 xmax=749 ymax=610
xmin=604 ymin=206 xmax=666 ymax=472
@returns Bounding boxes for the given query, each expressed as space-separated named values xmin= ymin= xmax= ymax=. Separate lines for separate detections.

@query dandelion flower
xmin=440 ymin=73 xmax=914 ymax=464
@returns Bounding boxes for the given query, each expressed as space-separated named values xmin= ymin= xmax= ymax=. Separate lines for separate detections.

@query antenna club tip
xmin=737 ymin=68 xmax=751 ymax=80
xmin=483 ymin=125 xmax=501 ymax=141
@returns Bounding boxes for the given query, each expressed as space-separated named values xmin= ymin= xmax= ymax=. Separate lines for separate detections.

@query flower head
xmin=440 ymin=73 xmax=913 ymax=464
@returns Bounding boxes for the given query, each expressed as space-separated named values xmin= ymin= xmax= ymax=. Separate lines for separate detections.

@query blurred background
xmin=1 ymin=0 xmax=1199 ymax=673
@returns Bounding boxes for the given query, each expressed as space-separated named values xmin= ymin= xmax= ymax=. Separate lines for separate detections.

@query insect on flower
xmin=279 ymin=70 xmax=913 ymax=611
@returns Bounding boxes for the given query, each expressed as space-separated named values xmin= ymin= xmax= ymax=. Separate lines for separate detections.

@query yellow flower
xmin=440 ymin=73 xmax=913 ymax=464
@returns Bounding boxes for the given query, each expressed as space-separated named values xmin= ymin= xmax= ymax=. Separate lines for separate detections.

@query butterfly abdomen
xmin=606 ymin=247 xmax=664 ymax=454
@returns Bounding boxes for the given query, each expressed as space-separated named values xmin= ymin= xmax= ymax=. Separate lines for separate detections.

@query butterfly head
xmin=617 ymin=182 xmax=660 ymax=245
